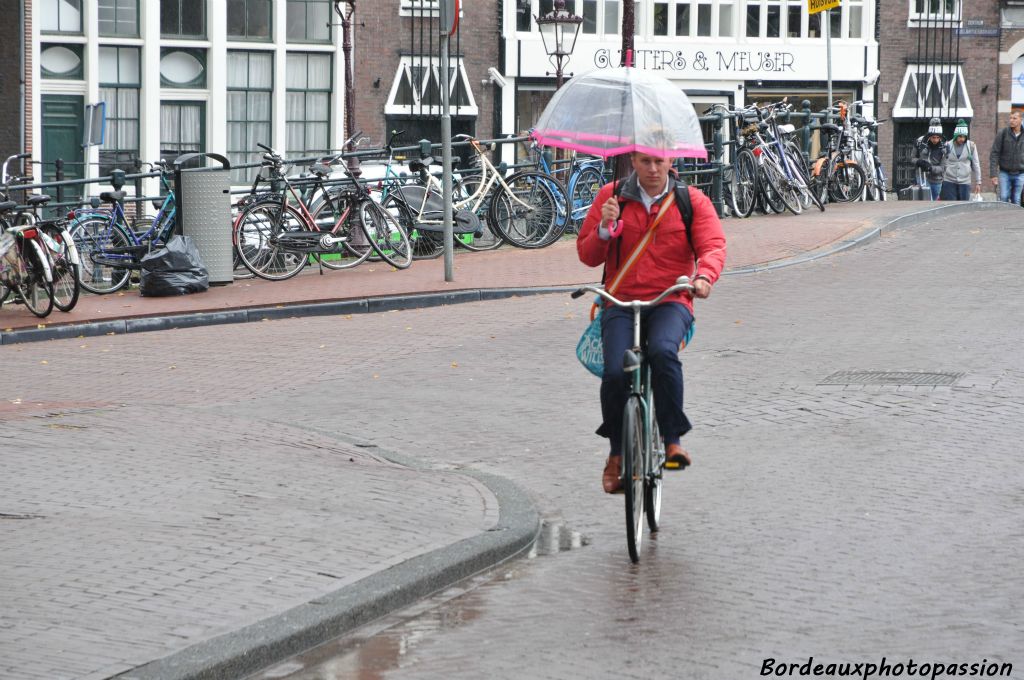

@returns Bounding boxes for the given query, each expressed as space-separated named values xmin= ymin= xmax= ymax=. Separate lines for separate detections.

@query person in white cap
xmin=940 ymin=119 xmax=981 ymax=200
xmin=915 ymin=118 xmax=946 ymax=200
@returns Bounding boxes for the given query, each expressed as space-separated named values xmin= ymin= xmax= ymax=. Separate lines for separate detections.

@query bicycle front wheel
xmin=490 ymin=171 xmax=559 ymax=248
xmin=359 ymin=200 xmax=412 ymax=269
xmin=41 ymin=225 xmax=81 ymax=312
xmin=69 ymin=217 xmax=133 ymax=295
xmin=731 ymin=149 xmax=759 ymax=218
xmin=622 ymin=395 xmax=645 ymax=564
xmin=645 ymin=396 xmax=663 ymax=533
xmin=827 ymin=158 xmax=867 ymax=203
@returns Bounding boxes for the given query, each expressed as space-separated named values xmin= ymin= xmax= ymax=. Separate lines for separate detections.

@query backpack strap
xmin=673 ymin=183 xmax=696 ymax=266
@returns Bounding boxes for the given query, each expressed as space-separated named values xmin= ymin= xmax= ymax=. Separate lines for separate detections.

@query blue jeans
xmin=598 ymin=302 xmax=693 ymax=454
xmin=928 ymin=182 xmax=942 ymax=200
xmin=998 ymin=171 xmax=1024 ymax=205
xmin=940 ymin=181 xmax=971 ymax=201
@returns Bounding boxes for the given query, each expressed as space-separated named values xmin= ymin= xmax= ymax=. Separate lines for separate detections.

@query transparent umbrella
xmin=532 ymin=67 xmax=707 ymax=160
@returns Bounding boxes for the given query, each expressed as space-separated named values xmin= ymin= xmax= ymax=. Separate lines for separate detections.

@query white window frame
xmin=892 ymin=63 xmax=973 ymax=119
xmin=399 ymin=0 xmax=465 ymax=18
xmin=385 ymin=56 xmax=478 ymax=117
xmin=908 ymin=0 xmax=961 ymax=27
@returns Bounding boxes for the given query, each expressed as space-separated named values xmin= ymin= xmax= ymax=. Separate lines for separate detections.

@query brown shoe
xmin=664 ymin=443 xmax=692 ymax=470
xmin=602 ymin=455 xmax=623 ymax=494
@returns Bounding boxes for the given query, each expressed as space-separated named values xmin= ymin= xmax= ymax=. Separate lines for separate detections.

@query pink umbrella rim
xmin=532 ymin=132 xmax=708 ymax=160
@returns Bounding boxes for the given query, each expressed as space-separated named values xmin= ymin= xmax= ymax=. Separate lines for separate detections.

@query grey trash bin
xmin=173 ymin=153 xmax=233 ymax=285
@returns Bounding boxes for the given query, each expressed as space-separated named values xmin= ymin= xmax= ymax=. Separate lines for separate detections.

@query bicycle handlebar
xmin=571 ymin=277 xmax=694 ymax=307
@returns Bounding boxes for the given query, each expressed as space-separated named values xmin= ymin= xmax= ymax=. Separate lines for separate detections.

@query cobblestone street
xmin=2 ymin=208 xmax=1022 ymax=679
xmin=257 ymin=210 xmax=1024 ymax=678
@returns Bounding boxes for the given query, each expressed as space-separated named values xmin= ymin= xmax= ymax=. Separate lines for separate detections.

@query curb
xmin=2 ymin=203 xmax=1016 ymax=345
xmin=114 ymin=470 xmax=540 ymax=680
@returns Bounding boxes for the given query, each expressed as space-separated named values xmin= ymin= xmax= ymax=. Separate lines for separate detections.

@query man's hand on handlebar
xmin=692 ymin=277 xmax=712 ymax=299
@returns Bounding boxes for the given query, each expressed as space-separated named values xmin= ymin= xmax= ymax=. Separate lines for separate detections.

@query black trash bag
xmin=139 ymin=235 xmax=209 ymax=296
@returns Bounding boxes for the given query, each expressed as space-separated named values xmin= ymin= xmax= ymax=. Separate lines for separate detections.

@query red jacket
xmin=576 ymin=175 xmax=727 ymax=313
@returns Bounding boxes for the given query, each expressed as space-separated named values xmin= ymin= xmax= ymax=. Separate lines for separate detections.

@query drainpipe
xmin=20 ymin=0 xmax=26 ymax=157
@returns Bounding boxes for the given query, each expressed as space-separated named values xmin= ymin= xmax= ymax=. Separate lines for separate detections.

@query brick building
xmin=875 ymin=0 xmax=1002 ymax=191
xmin=350 ymin=1 xmax=502 ymax=151
xmin=0 ymin=2 xmax=29 ymax=172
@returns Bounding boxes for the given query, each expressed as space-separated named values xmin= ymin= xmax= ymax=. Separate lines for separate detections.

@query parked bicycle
xmin=572 ymin=275 xmax=696 ymax=563
xmin=233 ymin=135 xmax=412 ymax=281
xmin=66 ymin=159 xmax=178 ymax=294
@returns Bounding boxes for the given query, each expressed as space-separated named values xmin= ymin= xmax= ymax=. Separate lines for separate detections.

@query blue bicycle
xmin=69 ymin=160 xmax=177 ymax=294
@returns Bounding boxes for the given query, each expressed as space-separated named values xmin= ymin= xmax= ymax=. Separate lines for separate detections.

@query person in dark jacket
xmin=915 ymin=118 xmax=946 ymax=201
xmin=989 ymin=111 xmax=1024 ymax=205
xmin=578 ymin=152 xmax=726 ymax=494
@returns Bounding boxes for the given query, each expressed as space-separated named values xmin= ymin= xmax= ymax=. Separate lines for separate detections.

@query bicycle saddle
xmin=309 ymin=162 xmax=333 ymax=177
xmin=27 ymin=194 xmax=51 ymax=206
xmin=100 ymin=191 xmax=126 ymax=204
xmin=819 ymin=123 xmax=842 ymax=134
xmin=151 ymin=198 xmax=164 ymax=211
xmin=0 ymin=200 xmax=16 ymax=213
xmin=408 ymin=157 xmax=437 ymax=173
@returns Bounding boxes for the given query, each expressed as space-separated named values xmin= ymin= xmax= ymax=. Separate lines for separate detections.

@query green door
xmin=42 ymin=94 xmax=85 ymax=182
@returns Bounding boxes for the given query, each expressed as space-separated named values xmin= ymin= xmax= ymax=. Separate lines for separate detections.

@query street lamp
xmin=535 ymin=0 xmax=583 ymax=90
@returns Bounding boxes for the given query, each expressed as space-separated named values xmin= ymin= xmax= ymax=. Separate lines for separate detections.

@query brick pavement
xmin=1 ymin=201 xmax=1020 ymax=680
xmin=245 ymin=206 xmax=1023 ymax=679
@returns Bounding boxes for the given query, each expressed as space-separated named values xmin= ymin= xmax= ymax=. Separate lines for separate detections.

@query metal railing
xmin=4 ymin=101 xmax=866 ymax=221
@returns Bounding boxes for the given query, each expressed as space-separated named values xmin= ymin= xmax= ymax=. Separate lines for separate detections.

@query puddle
xmin=252 ymin=520 xmax=586 ymax=679
xmin=527 ymin=519 xmax=589 ymax=558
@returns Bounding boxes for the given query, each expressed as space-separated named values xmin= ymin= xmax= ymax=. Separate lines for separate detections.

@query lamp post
xmin=535 ymin=0 xmax=583 ymax=90
xmin=332 ymin=0 xmax=359 ymax=177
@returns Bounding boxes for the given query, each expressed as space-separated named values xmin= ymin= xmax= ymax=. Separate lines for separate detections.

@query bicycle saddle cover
xmin=408 ymin=157 xmax=437 ymax=173
xmin=27 ymin=194 xmax=52 ymax=206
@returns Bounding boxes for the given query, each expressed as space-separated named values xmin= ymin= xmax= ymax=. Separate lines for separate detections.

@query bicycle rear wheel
xmin=622 ymin=395 xmax=645 ymax=564
xmin=311 ymin=192 xmax=374 ymax=270
xmin=15 ymin=237 xmax=54 ymax=318
xmin=569 ymin=167 xmax=603 ymax=233
xmin=382 ymin=194 xmax=442 ymax=260
xmin=234 ymin=202 xmax=309 ymax=281
xmin=645 ymin=396 xmax=663 ymax=533
xmin=490 ymin=171 xmax=559 ymax=248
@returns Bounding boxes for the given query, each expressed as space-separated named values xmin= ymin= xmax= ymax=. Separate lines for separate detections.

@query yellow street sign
xmin=808 ymin=0 xmax=840 ymax=14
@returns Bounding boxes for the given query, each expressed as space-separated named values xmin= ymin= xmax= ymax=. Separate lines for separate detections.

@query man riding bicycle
xmin=577 ymin=152 xmax=727 ymax=494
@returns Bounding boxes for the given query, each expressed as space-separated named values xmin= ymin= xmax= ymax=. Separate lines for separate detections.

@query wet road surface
xmin=251 ymin=209 xmax=1024 ymax=679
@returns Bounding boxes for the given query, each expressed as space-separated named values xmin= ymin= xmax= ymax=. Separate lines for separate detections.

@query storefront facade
xmin=499 ymin=0 xmax=879 ymax=161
